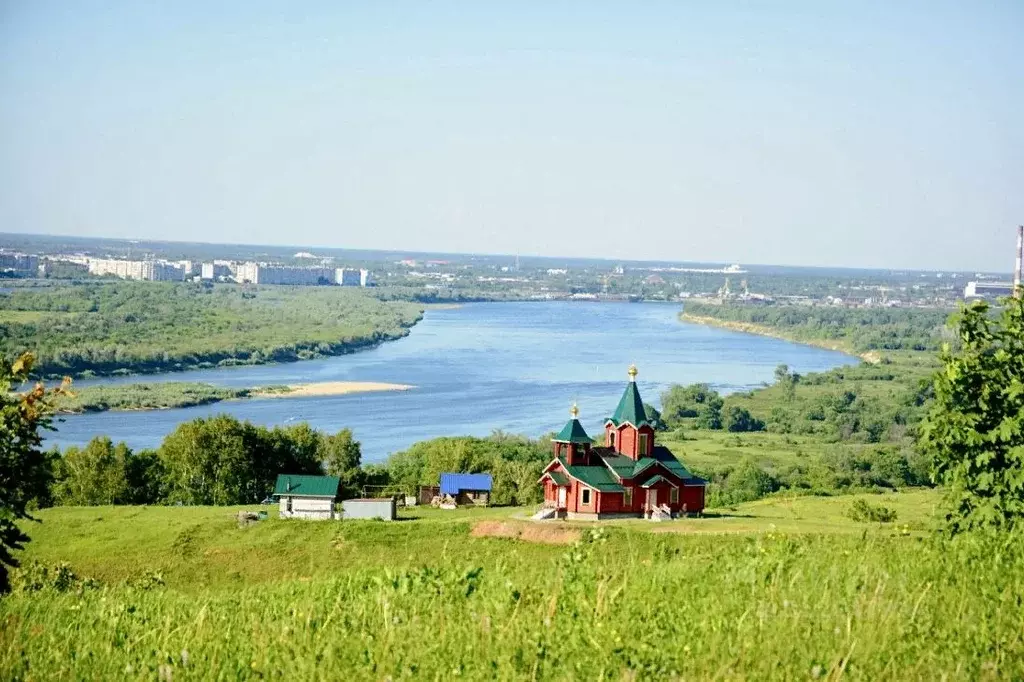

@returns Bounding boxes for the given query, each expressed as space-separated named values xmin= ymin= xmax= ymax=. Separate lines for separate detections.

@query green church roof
xmin=607 ymin=378 xmax=650 ymax=427
xmin=560 ymin=459 xmax=625 ymax=492
xmin=554 ymin=418 xmax=592 ymax=443
xmin=631 ymin=458 xmax=661 ymax=478
xmin=273 ymin=474 xmax=340 ymax=498
xmin=542 ymin=470 xmax=569 ymax=486
xmin=598 ymin=452 xmax=636 ymax=480
xmin=596 ymin=448 xmax=706 ymax=486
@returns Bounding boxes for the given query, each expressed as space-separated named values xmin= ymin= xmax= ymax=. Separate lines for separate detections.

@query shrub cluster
xmin=847 ymin=498 xmax=898 ymax=523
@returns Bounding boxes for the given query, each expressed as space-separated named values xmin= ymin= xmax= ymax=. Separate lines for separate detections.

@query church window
xmin=638 ymin=433 xmax=649 ymax=455
xmin=582 ymin=488 xmax=591 ymax=505
xmin=624 ymin=487 xmax=633 ymax=507
xmin=670 ymin=487 xmax=679 ymax=504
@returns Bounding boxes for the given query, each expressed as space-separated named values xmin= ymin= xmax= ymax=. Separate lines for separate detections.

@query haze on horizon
xmin=1 ymin=2 xmax=1021 ymax=272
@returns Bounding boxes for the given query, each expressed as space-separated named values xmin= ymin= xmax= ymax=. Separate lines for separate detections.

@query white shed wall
xmin=279 ymin=495 xmax=336 ymax=520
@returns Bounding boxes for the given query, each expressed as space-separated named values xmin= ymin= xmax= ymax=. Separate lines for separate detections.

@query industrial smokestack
xmin=1016 ymin=225 xmax=1024 ymax=298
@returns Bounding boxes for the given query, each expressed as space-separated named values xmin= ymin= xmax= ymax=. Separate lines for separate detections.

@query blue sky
xmin=1 ymin=2 xmax=1021 ymax=270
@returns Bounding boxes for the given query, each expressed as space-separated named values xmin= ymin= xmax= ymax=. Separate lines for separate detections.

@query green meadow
xmin=4 ymin=492 xmax=1023 ymax=680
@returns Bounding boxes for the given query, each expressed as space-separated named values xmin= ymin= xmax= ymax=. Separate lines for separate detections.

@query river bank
xmin=56 ymin=380 xmax=415 ymax=414
xmin=679 ymin=313 xmax=880 ymax=364
xmin=45 ymin=301 xmax=857 ymax=456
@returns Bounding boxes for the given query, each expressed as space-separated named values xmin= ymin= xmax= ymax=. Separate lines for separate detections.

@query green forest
xmin=683 ymin=301 xmax=954 ymax=353
xmin=0 ymin=282 xmax=423 ymax=378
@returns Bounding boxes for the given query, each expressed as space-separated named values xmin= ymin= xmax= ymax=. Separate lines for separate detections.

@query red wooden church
xmin=539 ymin=365 xmax=706 ymax=519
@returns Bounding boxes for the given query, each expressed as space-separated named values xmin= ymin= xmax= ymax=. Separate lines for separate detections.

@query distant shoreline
xmin=679 ymin=313 xmax=877 ymax=364
xmin=423 ymin=302 xmax=464 ymax=310
xmin=54 ymin=380 xmax=415 ymax=414
xmin=257 ymin=381 xmax=414 ymax=399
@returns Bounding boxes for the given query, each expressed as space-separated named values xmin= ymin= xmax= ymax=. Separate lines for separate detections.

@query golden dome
xmin=570 ymin=403 xmax=579 ymax=418
xmin=628 ymin=364 xmax=638 ymax=380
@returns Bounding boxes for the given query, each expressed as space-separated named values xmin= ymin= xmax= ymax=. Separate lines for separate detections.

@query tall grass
xmin=2 ymin=508 xmax=1021 ymax=680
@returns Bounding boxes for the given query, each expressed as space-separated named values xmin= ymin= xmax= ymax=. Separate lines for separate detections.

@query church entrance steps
xmin=531 ymin=507 xmax=558 ymax=521
xmin=649 ymin=504 xmax=673 ymax=522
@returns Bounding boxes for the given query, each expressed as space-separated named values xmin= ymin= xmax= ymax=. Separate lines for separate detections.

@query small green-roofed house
xmin=274 ymin=474 xmax=340 ymax=520
xmin=539 ymin=366 xmax=706 ymax=520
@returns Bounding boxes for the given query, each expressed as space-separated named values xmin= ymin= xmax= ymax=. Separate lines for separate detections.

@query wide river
xmin=50 ymin=302 xmax=854 ymax=461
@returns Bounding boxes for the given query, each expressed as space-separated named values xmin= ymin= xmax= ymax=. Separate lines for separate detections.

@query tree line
xmin=684 ymin=301 xmax=953 ymax=353
xmin=29 ymin=417 xmax=553 ymax=510
xmin=0 ymin=281 xmax=423 ymax=378
xmin=37 ymin=417 xmax=363 ymax=507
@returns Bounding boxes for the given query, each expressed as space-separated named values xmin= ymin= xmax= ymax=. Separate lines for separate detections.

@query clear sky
xmin=1 ymin=2 xmax=1021 ymax=271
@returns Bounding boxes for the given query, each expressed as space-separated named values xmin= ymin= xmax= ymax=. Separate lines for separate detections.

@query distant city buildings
xmin=230 ymin=262 xmax=373 ymax=287
xmin=335 ymin=268 xmax=362 ymax=286
xmin=86 ymin=258 xmax=187 ymax=281
xmin=200 ymin=262 xmax=233 ymax=280
xmin=0 ymin=252 xmax=39 ymax=274
xmin=47 ymin=255 xmax=375 ymax=287
xmin=238 ymin=264 xmax=333 ymax=285
xmin=964 ymin=281 xmax=1014 ymax=300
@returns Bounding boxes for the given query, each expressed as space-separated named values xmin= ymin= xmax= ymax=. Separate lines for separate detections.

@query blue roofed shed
xmin=440 ymin=473 xmax=493 ymax=506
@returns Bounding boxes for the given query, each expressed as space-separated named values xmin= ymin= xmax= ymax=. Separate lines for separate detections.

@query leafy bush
xmin=11 ymin=561 xmax=99 ymax=593
xmin=724 ymin=406 xmax=765 ymax=433
xmin=920 ymin=297 xmax=1024 ymax=533
xmin=661 ymin=384 xmax=723 ymax=430
xmin=847 ymin=498 xmax=898 ymax=523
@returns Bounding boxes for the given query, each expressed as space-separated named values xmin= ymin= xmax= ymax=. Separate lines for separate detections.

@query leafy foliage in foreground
xmin=0 ymin=353 xmax=63 ymax=592
xmin=0 ymin=282 xmax=423 ymax=377
xmin=920 ymin=297 xmax=1024 ymax=533
xmin=1 ymin=508 xmax=1022 ymax=679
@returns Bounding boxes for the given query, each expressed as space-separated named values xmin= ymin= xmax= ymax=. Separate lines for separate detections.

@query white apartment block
xmin=87 ymin=258 xmax=185 ymax=281
xmin=335 ymin=267 xmax=373 ymax=286
xmin=234 ymin=262 xmax=335 ymax=285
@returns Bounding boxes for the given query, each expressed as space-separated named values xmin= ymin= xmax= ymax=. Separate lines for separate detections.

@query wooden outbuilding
xmin=440 ymin=473 xmax=492 ymax=506
xmin=274 ymin=474 xmax=340 ymax=520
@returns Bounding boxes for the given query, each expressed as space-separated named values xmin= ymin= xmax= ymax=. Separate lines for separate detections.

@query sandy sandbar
xmin=260 ymin=381 xmax=414 ymax=398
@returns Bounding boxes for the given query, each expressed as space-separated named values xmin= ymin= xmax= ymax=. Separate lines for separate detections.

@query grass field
xmin=4 ymin=490 xmax=1023 ymax=680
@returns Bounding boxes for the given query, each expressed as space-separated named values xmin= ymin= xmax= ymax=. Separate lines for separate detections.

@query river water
xmin=49 ymin=302 xmax=853 ymax=461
